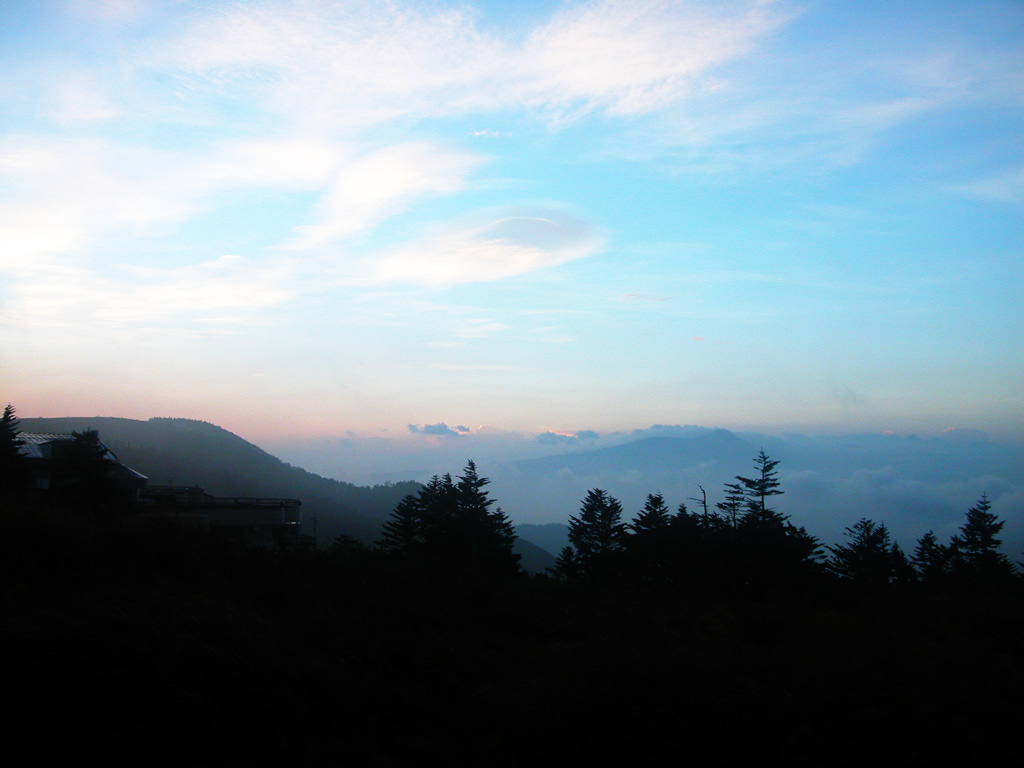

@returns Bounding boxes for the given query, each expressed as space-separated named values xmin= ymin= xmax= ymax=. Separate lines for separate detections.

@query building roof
xmin=17 ymin=433 xmax=121 ymax=462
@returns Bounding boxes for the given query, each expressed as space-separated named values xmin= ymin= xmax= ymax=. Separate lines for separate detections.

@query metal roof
xmin=17 ymin=433 xmax=120 ymax=462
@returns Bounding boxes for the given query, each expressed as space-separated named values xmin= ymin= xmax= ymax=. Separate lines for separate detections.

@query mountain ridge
xmin=18 ymin=416 xmax=419 ymax=544
xmin=17 ymin=416 xmax=561 ymax=568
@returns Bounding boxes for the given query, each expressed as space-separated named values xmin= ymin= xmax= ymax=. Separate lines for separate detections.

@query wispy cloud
xmin=521 ymin=0 xmax=785 ymax=118
xmin=366 ymin=209 xmax=602 ymax=285
xmin=0 ymin=133 xmax=341 ymax=270
xmin=289 ymin=142 xmax=482 ymax=248
xmin=164 ymin=0 xmax=788 ymax=130
xmin=949 ymin=166 xmax=1024 ymax=205
xmin=48 ymin=73 xmax=122 ymax=123
xmin=3 ymin=254 xmax=292 ymax=331
xmin=0 ymin=0 xmax=796 ymax=322
xmin=0 ymin=136 xmax=198 ymax=267
xmin=168 ymin=0 xmax=508 ymax=129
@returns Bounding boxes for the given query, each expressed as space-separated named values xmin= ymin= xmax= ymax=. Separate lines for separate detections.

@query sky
xmin=3 ymin=0 xmax=1023 ymax=455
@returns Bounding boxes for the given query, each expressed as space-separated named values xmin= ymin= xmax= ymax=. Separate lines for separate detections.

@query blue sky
xmin=2 ymin=0 xmax=1022 ymax=449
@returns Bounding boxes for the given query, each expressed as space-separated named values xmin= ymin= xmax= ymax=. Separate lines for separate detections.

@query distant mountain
xmin=487 ymin=427 xmax=1024 ymax=558
xmin=515 ymin=523 xmax=569 ymax=559
xmin=486 ymin=429 xmax=759 ymax=529
xmin=19 ymin=417 xmax=419 ymax=544
xmin=516 ymin=429 xmax=754 ymax=475
xmin=511 ymin=534 xmax=558 ymax=574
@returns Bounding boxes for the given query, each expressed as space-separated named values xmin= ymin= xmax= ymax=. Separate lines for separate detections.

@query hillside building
xmin=16 ymin=432 xmax=306 ymax=549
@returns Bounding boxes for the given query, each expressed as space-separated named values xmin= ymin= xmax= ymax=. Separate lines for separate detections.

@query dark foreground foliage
xmin=4 ymin=505 xmax=1024 ymax=767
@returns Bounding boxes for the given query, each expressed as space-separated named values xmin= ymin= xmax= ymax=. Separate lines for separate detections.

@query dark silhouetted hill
xmin=19 ymin=416 xmax=419 ymax=544
xmin=512 ymin=533 xmax=558 ymax=573
xmin=516 ymin=523 xmax=569 ymax=559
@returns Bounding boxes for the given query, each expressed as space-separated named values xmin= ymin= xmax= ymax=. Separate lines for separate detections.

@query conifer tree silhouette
xmin=716 ymin=482 xmax=745 ymax=529
xmin=549 ymin=545 xmax=583 ymax=582
xmin=948 ymin=493 xmax=1016 ymax=591
xmin=1 ymin=404 xmax=29 ymax=498
xmin=827 ymin=518 xmax=906 ymax=587
xmin=452 ymin=460 xmax=518 ymax=574
xmin=378 ymin=462 xmax=519 ymax=576
xmin=729 ymin=451 xmax=822 ymax=589
xmin=625 ymin=493 xmax=673 ymax=579
xmin=378 ymin=494 xmax=426 ymax=554
xmin=630 ymin=493 xmax=672 ymax=537
xmin=912 ymin=530 xmax=951 ymax=585
xmin=736 ymin=448 xmax=784 ymax=527
xmin=567 ymin=488 xmax=626 ymax=578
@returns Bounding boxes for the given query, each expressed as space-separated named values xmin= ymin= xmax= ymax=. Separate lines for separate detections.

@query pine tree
xmin=453 ymin=460 xmax=519 ymax=574
xmin=954 ymin=493 xmax=1005 ymax=562
xmin=889 ymin=541 xmax=916 ymax=585
xmin=716 ymin=482 xmax=746 ymax=528
xmin=912 ymin=531 xmax=951 ymax=585
xmin=378 ymin=462 xmax=519 ymax=576
xmin=664 ymin=501 xmax=726 ymax=586
xmin=729 ymin=451 xmax=823 ymax=588
xmin=567 ymin=488 xmax=626 ymax=577
xmin=625 ymin=493 xmax=674 ymax=580
xmin=549 ymin=546 xmax=582 ymax=582
xmin=630 ymin=493 xmax=672 ymax=536
xmin=736 ymin=448 xmax=785 ymax=527
xmin=949 ymin=493 xmax=1016 ymax=590
xmin=827 ymin=518 xmax=904 ymax=587
xmin=378 ymin=494 xmax=426 ymax=554
xmin=1 ymin=404 xmax=30 ymax=498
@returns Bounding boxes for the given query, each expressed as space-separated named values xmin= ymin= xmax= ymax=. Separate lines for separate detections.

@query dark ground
xmin=3 ymin=509 xmax=1022 ymax=766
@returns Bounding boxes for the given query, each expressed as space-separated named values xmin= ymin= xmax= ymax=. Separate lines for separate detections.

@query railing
xmin=141 ymin=486 xmax=300 ymax=508
xmin=173 ymin=497 xmax=301 ymax=507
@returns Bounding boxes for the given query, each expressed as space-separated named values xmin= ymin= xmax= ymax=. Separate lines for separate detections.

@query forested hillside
xmin=19 ymin=416 xmax=419 ymax=543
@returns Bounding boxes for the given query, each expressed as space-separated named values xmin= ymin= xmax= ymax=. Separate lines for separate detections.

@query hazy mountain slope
xmin=512 ymin=535 xmax=557 ymax=574
xmin=515 ymin=430 xmax=754 ymax=475
xmin=486 ymin=430 xmax=759 ymax=530
xmin=515 ymin=523 xmax=570 ymax=559
xmin=487 ymin=428 xmax=1024 ymax=556
xmin=19 ymin=417 xmax=419 ymax=543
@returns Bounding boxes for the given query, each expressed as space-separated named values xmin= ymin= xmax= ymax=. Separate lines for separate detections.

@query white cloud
xmin=289 ymin=142 xmax=482 ymax=247
xmin=0 ymin=137 xmax=197 ymax=267
xmin=950 ymin=166 xmax=1024 ymax=205
xmin=5 ymin=0 xmax=1018 ymax=338
xmin=165 ymin=0 xmax=785 ymax=129
xmin=611 ymin=8 xmax=1024 ymax=173
xmin=3 ymin=253 xmax=292 ymax=331
xmin=452 ymin=319 xmax=511 ymax=339
xmin=521 ymin=0 xmax=784 ymax=116
xmin=367 ymin=209 xmax=602 ymax=285
xmin=0 ymin=0 xmax=800 ymax=293
xmin=169 ymin=0 xmax=509 ymax=128
xmin=199 ymin=137 xmax=345 ymax=189
xmin=48 ymin=74 xmax=121 ymax=122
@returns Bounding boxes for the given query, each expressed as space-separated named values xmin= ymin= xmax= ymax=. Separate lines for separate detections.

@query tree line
xmin=374 ymin=448 xmax=1019 ymax=596
xmin=4 ymin=401 xmax=1018 ymax=596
